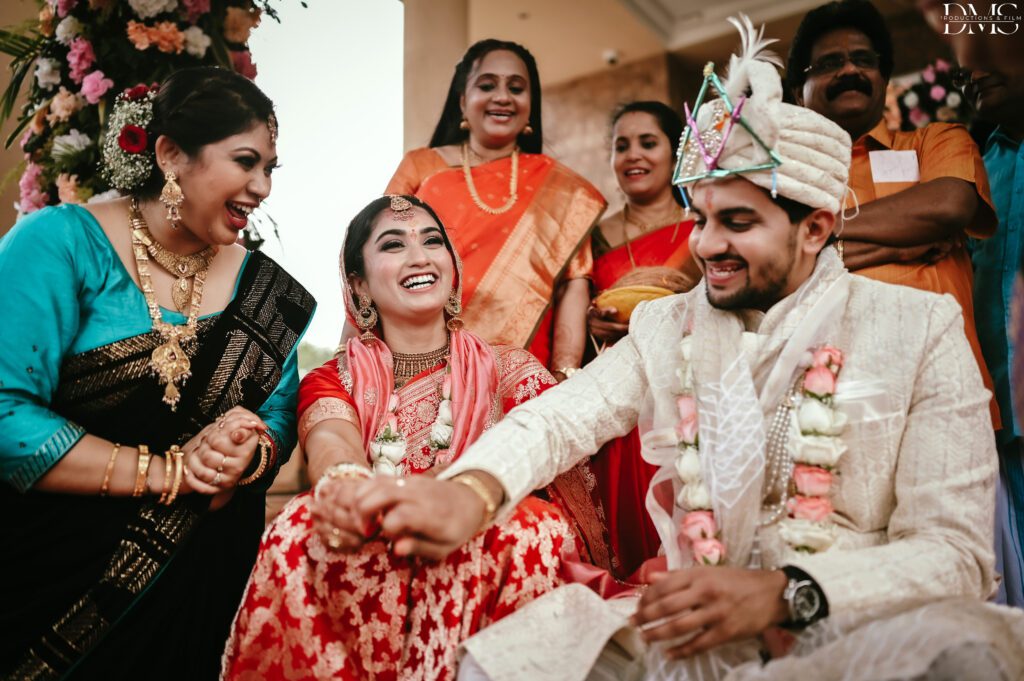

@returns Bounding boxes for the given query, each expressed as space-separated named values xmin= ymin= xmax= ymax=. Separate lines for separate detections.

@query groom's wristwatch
xmin=780 ymin=565 xmax=829 ymax=630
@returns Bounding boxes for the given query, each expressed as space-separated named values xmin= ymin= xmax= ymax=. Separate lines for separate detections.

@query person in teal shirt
xmin=0 ymin=68 xmax=315 ymax=679
xmin=955 ymin=29 xmax=1024 ymax=607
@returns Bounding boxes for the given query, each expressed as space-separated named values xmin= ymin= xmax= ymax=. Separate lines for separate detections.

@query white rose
xmin=679 ymin=336 xmax=693 ymax=363
xmin=946 ymin=91 xmax=962 ymax=108
xmin=51 ymin=128 xmax=92 ymax=161
xmin=183 ymin=26 xmax=211 ymax=58
xmin=797 ymin=398 xmax=847 ymax=436
xmin=34 ymin=58 xmax=62 ymax=90
xmin=376 ymin=441 xmax=406 ymax=464
xmin=429 ymin=420 xmax=454 ymax=448
xmin=677 ymin=481 xmax=712 ymax=511
xmin=674 ymin=447 xmax=702 ymax=484
xmin=778 ymin=518 xmax=837 ymax=553
xmin=55 ymin=16 xmax=82 ymax=45
xmin=790 ymin=426 xmax=848 ymax=467
xmin=437 ymin=399 xmax=453 ymax=424
xmin=902 ymin=91 xmax=919 ymax=108
xmin=373 ymin=459 xmax=399 ymax=476
xmin=128 ymin=0 xmax=178 ymax=19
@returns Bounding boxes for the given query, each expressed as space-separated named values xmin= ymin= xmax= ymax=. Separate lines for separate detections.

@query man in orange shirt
xmin=786 ymin=0 xmax=999 ymax=425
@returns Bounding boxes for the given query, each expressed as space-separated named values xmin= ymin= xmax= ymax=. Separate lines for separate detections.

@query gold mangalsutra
xmin=392 ymin=340 xmax=450 ymax=387
xmin=622 ymin=203 xmax=687 ymax=269
xmin=129 ymin=198 xmax=205 ymax=410
xmin=131 ymin=224 xmax=215 ymax=313
xmin=461 ymin=142 xmax=519 ymax=215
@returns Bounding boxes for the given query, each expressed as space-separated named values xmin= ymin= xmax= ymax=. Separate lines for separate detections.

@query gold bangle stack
xmin=162 ymin=445 xmax=184 ymax=505
xmin=132 ymin=445 xmax=152 ymax=497
xmin=323 ymin=462 xmax=374 ymax=481
xmin=238 ymin=433 xmax=274 ymax=487
xmin=100 ymin=443 xmax=121 ymax=496
xmin=452 ymin=473 xmax=502 ymax=533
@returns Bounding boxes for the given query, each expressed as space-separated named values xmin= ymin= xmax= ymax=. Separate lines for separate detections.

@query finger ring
xmin=327 ymin=535 xmax=342 ymax=549
xmin=218 ymin=418 xmax=227 ymax=429
xmin=217 ymin=454 xmax=227 ymax=472
xmin=212 ymin=471 xmax=223 ymax=486
xmin=395 ymin=478 xmax=407 ymax=488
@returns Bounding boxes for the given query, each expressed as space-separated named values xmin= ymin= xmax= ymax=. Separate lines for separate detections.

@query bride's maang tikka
xmin=388 ymin=195 xmax=414 ymax=221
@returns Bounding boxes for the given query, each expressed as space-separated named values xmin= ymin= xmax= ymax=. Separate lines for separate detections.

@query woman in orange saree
xmin=221 ymin=196 xmax=573 ymax=680
xmin=386 ymin=39 xmax=605 ymax=375
xmin=548 ymin=102 xmax=701 ymax=581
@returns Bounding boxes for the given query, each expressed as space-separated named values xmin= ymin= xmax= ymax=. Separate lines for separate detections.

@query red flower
xmin=118 ymin=125 xmax=148 ymax=154
xmin=123 ymin=83 xmax=158 ymax=101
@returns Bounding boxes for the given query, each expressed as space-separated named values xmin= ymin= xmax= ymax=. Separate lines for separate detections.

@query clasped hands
xmin=311 ymin=474 xmax=487 ymax=561
xmin=182 ymin=406 xmax=266 ymax=498
xmin=631 ymin=566 xmax=789 ymax=659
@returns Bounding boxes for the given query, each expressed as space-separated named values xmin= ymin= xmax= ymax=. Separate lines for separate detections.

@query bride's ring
xmin=395 ymin=478 xmax=407 ymax=488
xmin=327 ymin=527 xmax=343 ymax=549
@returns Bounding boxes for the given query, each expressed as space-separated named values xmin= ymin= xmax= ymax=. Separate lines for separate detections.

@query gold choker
xmin=392 ymin=341 xmax=450 ymax=387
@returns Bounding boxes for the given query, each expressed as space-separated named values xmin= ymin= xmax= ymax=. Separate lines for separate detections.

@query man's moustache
xmin=826 ymin=78 xmax=872 ymax=100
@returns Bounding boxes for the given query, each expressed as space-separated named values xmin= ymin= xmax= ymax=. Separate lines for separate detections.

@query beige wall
xmin=0 ymin=0 xmax=37 ymax=235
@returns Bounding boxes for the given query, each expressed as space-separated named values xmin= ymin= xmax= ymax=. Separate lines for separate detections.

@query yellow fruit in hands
xmin=594 ymin=285 xmax=674 ymax=323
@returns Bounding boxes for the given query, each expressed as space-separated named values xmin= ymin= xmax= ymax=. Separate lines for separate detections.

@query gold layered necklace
xmin=128 ymin=198 xmax=208 ymax=410
xmin=461 ymin=142 xmax=519 ymax=215
xmin=132 ymin=224 xmax=216 ymax=313
xmin=392 ymin=340 xmax=450 ymax=388
xmin=622 ymin=203 xmax=687 ymax=268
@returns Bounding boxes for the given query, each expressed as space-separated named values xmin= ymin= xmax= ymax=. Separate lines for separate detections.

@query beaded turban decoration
xmin=673 ymin=15 xmax=852 ymax=214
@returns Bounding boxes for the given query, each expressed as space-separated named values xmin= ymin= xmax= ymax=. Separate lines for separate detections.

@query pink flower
xmin=56 ymin=173 xmax=82 ymax=204
xmin=231 ymin=50 xmax=257 ymax=80
xmin=692 ymin=538 xmax=725 ymax=565
xmin=811 ymin=346 xmax=843 ymax=373
xmin=908 ymin=108 xmax=931 ymax=128
xmin=792 ymin=464 xmax=834 ymax=497
xmin=935 ymin=58 xmax=951 ymax=73
xmin=681 ymin=510 xmax=717 ymax=542
xmin=387 ymin=394 xmax=400 ymax=413
xmin=676 ymin=395 xmax=697 ymax=421
xmin=56 ymin=0 xmax=77 ymax=18
xmin=80 ymin=70 xmax=113 ymax=104
xmin=181 ymin=0 xmax=211 ymax=22
xmin=930 ymin=85 xmax=947 ymax=102
xmin=922 ymin=65 xmax=936 ymax=83
xmin=675 ymin=417 xmax=698 ymax=445
xmin=441 ymin=373 xmax=452 ymax=400
xmin=786 ymin=495 xmax=835 ymax=522
xmin=385 ymin=414 xmax=398 ymax=433
xmin=126 ymin=20 xmax=152 ymax=50
xmin=67 ymin=37 xmax=95 ymax=84
xmin=803 ymin=365 xmax=837 ymax=398
xmin=18 ymin=163 xmax=48 ymax=213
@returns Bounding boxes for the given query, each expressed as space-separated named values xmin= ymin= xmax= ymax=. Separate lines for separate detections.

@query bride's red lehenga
xmin=222 ymin=339 xmax=574 ymax=681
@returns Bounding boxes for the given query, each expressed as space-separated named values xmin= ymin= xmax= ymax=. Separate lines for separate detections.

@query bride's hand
xmin=312 ymin=476 xmax=374 ymax=553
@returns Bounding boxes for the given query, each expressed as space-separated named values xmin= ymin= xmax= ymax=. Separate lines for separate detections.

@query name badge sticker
xmin=868 ymin=150 xmax=920 ymax=183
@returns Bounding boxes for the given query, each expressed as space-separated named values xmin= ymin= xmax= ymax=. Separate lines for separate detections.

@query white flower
xmin=183 ymin=26 xmax=211 ymax=58
xmin=429 ymin=420 xmax=454 ymax=448
xmin=679 ymin=336 xmax=693 ymax=363
xmin=55 ymin=16 xmax=82 ymax=45
xmin=437 ymin=399 xmax=453 ymax=425
xmin=51 ymin=128 xmax=92 ymax=161
xmin=778 ymin=518 xmax=837 ymax=553
xmin=34 ymin=58 xmax=62 ymax=90
xmin=946 ymin=91 xmax=962 ymax=108
xmin=128 ymin=0 xmax=177 ymax=19
xmin=377 ymin=441 xmax=406 ymax=464
xmin=902 ymin=91 xmax=919 ymax=108
xmin=797 ymin=398 xmax=848 ymax=436
xmin=373 ymin=459 xmax=399 ymax=476
xmin=677 ymin=481 xmax=712 ymax=510
xmin=87 ymin=189 xmax=121 ymax=204
xmin=675 ymin=366 xmax=694 ymax=392
xmin=790 ymin=425 xmax=848 ymax=467
xmin=674 ymin=447 xmax=702 ymax=484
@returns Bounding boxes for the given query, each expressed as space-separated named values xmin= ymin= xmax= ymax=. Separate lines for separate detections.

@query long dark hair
xmin=136 ymin=67 xmax=275 ymax=198
xmin=611 ymin=100 xmax=686 ymax=206
xmin=428 ymin=39 xmax=543 ymax=154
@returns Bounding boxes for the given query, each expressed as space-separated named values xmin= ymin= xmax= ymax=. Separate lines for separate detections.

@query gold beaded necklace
xmin=128 ymin=198 xmax=207 ymax=410
xmin=621 ymin=203 xmax=687 ymax=268
xmin=132 ymin=225 xmax=216 ymax=313
xmin=391 ymin=340 xmax=450 ymax=387
xmin=461 ymin=142 xmax=519 ymax=215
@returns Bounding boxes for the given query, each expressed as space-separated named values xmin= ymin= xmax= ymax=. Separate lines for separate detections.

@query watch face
xmin=793 ymin=584 xmax=821 ymax=622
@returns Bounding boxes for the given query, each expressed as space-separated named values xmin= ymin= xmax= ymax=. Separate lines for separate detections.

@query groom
xmin=355 ymin=21 xmax=1022 ymax=679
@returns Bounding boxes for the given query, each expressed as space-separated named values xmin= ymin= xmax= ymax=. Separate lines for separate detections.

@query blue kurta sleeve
xmin=250 ymin=340 xmax=303 ymax=491
xmin=0 ymin=207 xmax=91 ymax=491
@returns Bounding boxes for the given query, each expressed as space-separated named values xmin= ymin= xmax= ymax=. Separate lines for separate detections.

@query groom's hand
xmin=631 ymin=567 xmax=788 ymax=658
xmin=354 ymin=473 xmax=493 ymax=560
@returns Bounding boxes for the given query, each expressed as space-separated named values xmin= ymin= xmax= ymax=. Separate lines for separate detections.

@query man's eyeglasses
xmin=803 ymin=50 xmax=881 ymax=77
xmin=950 ymin=66 xmax=972 ymax=89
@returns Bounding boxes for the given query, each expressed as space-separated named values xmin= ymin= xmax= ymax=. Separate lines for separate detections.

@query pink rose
xmin=811 ymin=346 xmax=843 ymax=373
xmin=930 ymin=84 xmax=947 ymax=102
xmin=181 ymin=0 xmax=211 ymax=22
xmin=803 ymin=365 xmax=836 ymax=398
xmin=786 ymin=495 xmax=834 ymax=522
xmin=80 ymin=69 xmax=113 ymax=104
xmin=935 ymin=58 xmax=951 ymax=73
xmin=922 ymin=65 xmax=936 ymax=83
xmin=387 ymin=394 xmax=400 ymax=412
xmin=67 ymin=37 xmax=95 ymax=84
xmin=18 ymin=163 xmax=48 ymax=213
xmin=792 ymin=464 xmax=833 ymax=497
xmin=57 ymin=0 xmax=77 ymax=18
xmin=675 ymin=417 xmax=698 ymax=445
xmin=681 ymin=510 xmax=717 ymax=542
xmin=692 ymin=538 xmax=725 ymax=565
xmin=231 ymin=50 xmax=257 ymax=80
xmin=909 ymin=108 xmax=931 ymax=128
xmin=676 ymin=395 xmax=697 ymax=421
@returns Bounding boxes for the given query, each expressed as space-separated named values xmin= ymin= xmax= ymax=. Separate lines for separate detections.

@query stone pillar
xmin=0 ymin=0 xmax=38 ymax=234
xmin=402 ymin=0 xmax=468 ymax=151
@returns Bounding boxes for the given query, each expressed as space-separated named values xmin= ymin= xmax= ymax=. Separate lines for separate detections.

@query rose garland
xmin=370 ymin=368 xmax=455 ymax=476
xmin=778 ymin=346 xmax=848 ymax=555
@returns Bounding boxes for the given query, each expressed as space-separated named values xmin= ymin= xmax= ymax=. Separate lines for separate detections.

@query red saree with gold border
xmin=386 ymin=148 xmax=606 ymax=368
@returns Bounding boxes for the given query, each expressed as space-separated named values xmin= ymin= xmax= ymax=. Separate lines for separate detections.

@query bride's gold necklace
xmin=132 ymin=224 xmax=216 ymax=313
xmin=129 ymin=198 xmax=208 ymax=410
xmin=391 ymin=340 xmax=450 ymax=387
xmin=461 ymin=142 xmax=519 ymax=215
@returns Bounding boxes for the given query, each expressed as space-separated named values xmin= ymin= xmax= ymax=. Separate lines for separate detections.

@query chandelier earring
xmin=159 ymin=170 xmax=185 ymax=229
xmin=459 ymin=118 xmax=470 ymax=131
xmin=523 ymin=124 xmax=534 ymax=136
xmin=356 ymin=293 xmax=379 ymax=341
xmin=445 ymin=292 xmax=463 ymax=331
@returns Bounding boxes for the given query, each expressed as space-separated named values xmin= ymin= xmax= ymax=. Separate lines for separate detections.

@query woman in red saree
xmin=222 ymin=196 xmax=573 ymax=680
xmin=548 ymin=102 xmax=702 ymax=581
xmin=385 ymin=39 xmax=605 ymax=376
